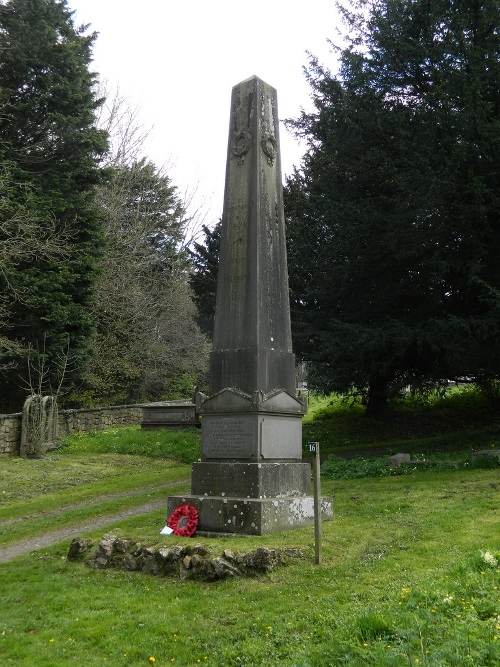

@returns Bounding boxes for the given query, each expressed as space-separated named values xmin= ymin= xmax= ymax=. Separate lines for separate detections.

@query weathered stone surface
xmin=191 ymin=461 xmax=310 ymax=497
xmin=471 ymin=449 xmax=500 ymax=462
xmin=123 ymin=554 xmax=139 ymax=571
xmin=210 ymin=80 xmax=294 ymax=396
xmin=141 ymin=547 xmax=160 ymax=575
xmin=210 ymin=557 xmax=241 ymax=579
xmin=73 ymin=535 xmax=305 ymax=581
xmin=156 ymin=547 xmax=182 ymax=575
xmin=387 ymin=453 xmax=412 ymax=467
xmin=20 ymin=395 xmax=58 ymax=457
xmin=67 ymin=537 xmax=94 ymax=561
xmin=167 ymin=495 xmax=333 ymax=535
xmin=89 ymin=534 xmax=116 ymax=568
xmin=1 ymin=404 xmax=143 ymax=456
xmin=241 ymin=547 xmax=282 ymax=573
xmin=87 ymin=535 xmax=139 ymax=569
xmin=199 ymin=412 xmax=303 ymax=461
xmin=140 ymin=401 xmax=199 ymax=429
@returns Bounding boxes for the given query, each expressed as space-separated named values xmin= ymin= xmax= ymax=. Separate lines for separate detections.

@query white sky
xmin=70 ymin=0 xmax=341 ymax=225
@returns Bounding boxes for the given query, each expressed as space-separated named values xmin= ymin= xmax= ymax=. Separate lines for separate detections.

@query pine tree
xmin=0 ymin=0 xmax=107 ymax=410
xmin=286 ymin=0 xmax=500 ymax=415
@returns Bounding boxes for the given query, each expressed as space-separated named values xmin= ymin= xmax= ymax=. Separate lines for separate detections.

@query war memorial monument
xmin=167 ymin=76 xmax=333 ymax=534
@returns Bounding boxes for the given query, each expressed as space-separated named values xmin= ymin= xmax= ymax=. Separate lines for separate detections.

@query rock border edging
xmin=68 ymin=534 xmax=306 ymax=581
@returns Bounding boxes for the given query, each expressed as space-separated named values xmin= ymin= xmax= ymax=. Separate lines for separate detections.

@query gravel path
xmin=0 ymin=479 xmax=190 ymax=564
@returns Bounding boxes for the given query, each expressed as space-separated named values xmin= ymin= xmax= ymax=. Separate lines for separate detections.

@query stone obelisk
xmin=168 ymin=76 xmax=332 ymax=534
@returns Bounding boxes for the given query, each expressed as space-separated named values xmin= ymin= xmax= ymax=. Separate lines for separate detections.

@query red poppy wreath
xmin=167 ymin=504 xmax=199 ymax=537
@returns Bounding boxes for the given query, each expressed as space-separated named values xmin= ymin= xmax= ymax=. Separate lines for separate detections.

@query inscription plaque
xmin=203 ymin=415 xmax=257 ymax=459
xmin=260 ymin=415 xmax=302 ymax=459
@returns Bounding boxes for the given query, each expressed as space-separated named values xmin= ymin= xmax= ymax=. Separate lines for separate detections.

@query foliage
xmin=285 ymin=0 xmax=500 ymax=416
xmin=162 ymin=371 xmax=206 ymax=400
xmin=321 ymin=449 xmax=500 ymax=480
xmin=76 ymin=159 xmax=209 ymax=406
xmin=302 ymin=386 xmax=500 ymax=454
xmin=59 ymin=425 xmax=201 ymax=463
xmin=0 ymin=0 xmax=108 ymax=411
xmin=189 ymin=220 xmax=221 ymax=339
xmin=0 ymin=167 xmax=71 ymax=371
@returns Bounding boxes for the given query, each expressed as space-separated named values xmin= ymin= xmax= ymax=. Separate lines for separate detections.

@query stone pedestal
xmin=191 ymin=461 xmax=310 ymax=497
xmin=167 ymin=493 xmax=333 ymax=535
xmin=167 ymin=386 xmax=333 ymax=534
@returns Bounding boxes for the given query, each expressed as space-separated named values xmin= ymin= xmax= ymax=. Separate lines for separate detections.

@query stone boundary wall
xmin=0 ymin=413 xmax=22 ymax=456
xmin=0 ymin=404 xmax=143 ymax=456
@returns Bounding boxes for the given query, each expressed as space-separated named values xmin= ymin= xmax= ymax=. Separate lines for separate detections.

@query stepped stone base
xmin=191 ymin=461 xmax=311 ymax=498
xmin=167 ymin=494 xmax=333 ymax=535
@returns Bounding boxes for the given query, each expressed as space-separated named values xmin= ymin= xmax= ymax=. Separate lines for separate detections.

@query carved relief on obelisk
xmin=211 ymin=75 xmax=296 ymax=397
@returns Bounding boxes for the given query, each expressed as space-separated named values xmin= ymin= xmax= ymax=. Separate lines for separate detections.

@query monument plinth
xmin=168 ymin=76 xmax=332 ymax=534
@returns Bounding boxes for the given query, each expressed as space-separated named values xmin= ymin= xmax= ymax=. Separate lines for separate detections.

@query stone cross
xmin=168 ymin=76 xmax=332 ymax=534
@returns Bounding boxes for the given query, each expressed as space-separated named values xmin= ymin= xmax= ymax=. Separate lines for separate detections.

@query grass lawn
xmin=0 ymin=391 xmax=499 ymax=666
xmin=302 ymin=387 xmax=500 ymax=457
xmin=0 ymin=470 xmax=498 ymax=664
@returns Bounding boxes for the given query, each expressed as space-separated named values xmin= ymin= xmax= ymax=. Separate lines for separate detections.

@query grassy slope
xmin=0 ymin=391 xmax=499 ymax=666
xmin=303 ymin=387 xmax=500 ymax=455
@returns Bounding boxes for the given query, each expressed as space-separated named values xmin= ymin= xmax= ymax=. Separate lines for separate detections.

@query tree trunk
xmin=366 ymin=377 xmax=389 ymax=418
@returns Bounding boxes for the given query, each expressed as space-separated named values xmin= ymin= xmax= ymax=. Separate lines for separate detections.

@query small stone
xmin=89 ymin=535 xmax=117 ymax=568
xmin=179 ymin=561 xmax=191 ymax=580
xmin=282 ymin=547 xmax=304 ymax=559
xmin=210 ymin=557 xmax=241 ymax=579
xmin=242 ymin=547 xmax=279 ymax=573
xmin=123 ymin=554 xmax=139 ymax=571
xmin=387 ymin=453 xmax=411 ymax=467
xmin=113 ymin=538 xmax=133 ymax=554
xmin=99 ymin=534 xmax=117 ymax=557
xmin=67 ymin=537 xmax=94 ymax=561
xmin=191 ymin=543 xmax=210 ymax=557
xmin=141 ymin=548 xmax=159 ymax=575
xmin=471 ymin=449 xmax=500 ymax=462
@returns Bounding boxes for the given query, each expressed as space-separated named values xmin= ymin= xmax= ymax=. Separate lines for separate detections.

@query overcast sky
xmin=70 ymin=0 xmax=342 ymax=225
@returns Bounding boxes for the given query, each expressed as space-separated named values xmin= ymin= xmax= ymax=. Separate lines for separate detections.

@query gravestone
xmin=141 ymin=400 xmax=199 ymax=430
xmin=168 ymin=76 xmax=332 ymax=534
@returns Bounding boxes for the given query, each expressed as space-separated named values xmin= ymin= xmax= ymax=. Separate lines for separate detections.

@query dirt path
xmin=0 ymin=479 xmax=190 ymax=564
xmin=0 ymin=480 xmax=190 ymax=528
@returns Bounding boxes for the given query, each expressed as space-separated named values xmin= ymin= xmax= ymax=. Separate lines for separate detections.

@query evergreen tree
xmin=286 ymin=0 xmax=500 ymax=415
xmin=189 ymin=221 xmax=221 ymax=339
xmin=0 ymin=0 xmax=107 ymax=410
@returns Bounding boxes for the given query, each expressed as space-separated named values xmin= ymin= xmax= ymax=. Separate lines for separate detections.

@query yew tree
xmin=189 ymin=221 xmax=221 ymax=339
xmin=286 ymin=0 xmax=500 ymax=415
xmin=0 ymin=0 xmax=107 ymax=410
